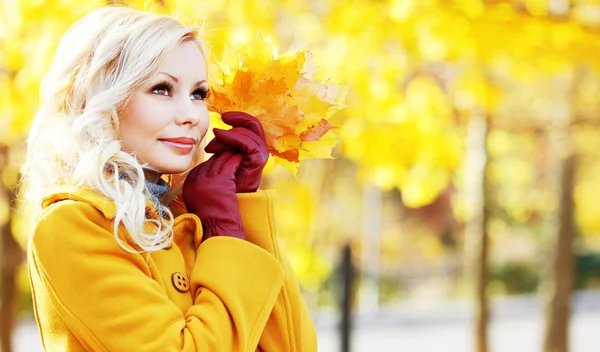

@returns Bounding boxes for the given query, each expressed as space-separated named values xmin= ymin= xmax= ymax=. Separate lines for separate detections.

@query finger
xmin=213 ymin=128 xmax=262 ymax=154
xmin=220 ymin=153 xmax=243 ymax=175
xmin=183 ymin=157 xmax=213 ymax=188
xmin=221 ymin=111 xmax=266 ymax=141
xmin=207 ymin=150 xmax=235 ymax=175
xmin=204 ymin=137 xmax=232 ymax=154
xmin=192 ymin=157 xmax=214 ymax=178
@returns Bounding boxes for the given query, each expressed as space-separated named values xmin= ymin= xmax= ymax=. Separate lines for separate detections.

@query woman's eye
xmin=151 ymin=83 xmax=173 ymax=96
xmin=191 ymin=88 xmax=211 ymax=101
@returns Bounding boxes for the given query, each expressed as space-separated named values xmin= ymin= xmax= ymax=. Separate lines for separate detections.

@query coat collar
xmin=40 ymin=186 xmax=202 ymax=247
xmin=41 ymin=186 xmax=158 ymax=220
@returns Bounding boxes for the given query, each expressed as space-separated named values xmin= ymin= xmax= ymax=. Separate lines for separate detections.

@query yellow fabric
xmin=238 ymin=191 xmax=318 ymax=352
xmin=28 ymin=188 xmax=317 ymax=351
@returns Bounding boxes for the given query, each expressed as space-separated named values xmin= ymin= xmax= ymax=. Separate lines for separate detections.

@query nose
xmin=174 ymin=97 xmax=206 ymax=126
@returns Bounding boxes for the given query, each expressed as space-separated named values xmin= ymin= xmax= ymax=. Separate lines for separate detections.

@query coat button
xmin=171 ymin=272 xmax=189 ymax=293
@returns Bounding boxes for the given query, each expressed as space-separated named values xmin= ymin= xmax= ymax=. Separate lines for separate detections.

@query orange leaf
xmin=300 ymin=119 xmax=335 ymax=142
xmin=272 ymin=149 xmax=300 ymax=163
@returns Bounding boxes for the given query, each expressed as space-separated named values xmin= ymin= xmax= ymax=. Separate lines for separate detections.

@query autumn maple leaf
xmin=206 ymin=36 xmax=347 ymax=174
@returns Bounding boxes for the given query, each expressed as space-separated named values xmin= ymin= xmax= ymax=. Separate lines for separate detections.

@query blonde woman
xmin=22 ymin=6 xmax=317 ymax=351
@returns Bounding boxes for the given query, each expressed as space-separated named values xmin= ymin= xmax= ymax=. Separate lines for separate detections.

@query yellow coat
xmin=28 ymin=187 xmax=317 ymax=352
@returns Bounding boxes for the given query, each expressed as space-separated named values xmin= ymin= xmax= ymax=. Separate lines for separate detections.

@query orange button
xmin=171 ymin=272 xmax=189 ymax=293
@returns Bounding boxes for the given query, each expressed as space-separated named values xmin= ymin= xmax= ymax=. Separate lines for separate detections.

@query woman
xmin=22 ymin=6 xmax=317 ymax=351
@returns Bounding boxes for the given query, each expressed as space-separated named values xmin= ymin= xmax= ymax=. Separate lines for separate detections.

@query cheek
xmin=198 ymin=110 xmax=211 ymax=139
xmin=119 ymin=96 xmax=168 ymax=142
xmin=119 ymin=125 xmax=143 ymax=152
xmin=119 ymin=98 xmax=165 ymax=151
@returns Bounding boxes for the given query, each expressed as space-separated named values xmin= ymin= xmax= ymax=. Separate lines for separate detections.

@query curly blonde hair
xmin=21 ymin=6 xmax=206 ymax=253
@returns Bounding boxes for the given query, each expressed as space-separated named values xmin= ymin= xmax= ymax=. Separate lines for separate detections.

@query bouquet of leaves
xmin=165 ymin=37 xmax=346 ymax=204
xmin=206 ymin=36 xmax=347 ymax=174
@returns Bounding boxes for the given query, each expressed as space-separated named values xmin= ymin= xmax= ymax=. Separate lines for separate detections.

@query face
xmin=119 ymin=40 xmax=210 ymax=181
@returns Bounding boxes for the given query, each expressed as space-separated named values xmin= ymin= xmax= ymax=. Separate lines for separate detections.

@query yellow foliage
xmin=271 ymin=177 xmax=334 ymax=289
xmin=286 ymin=246 xmax=333 ymax=292
xmin=402 ymin=168 xmax=452 ymax=208
xmin=524 ymin=0 xmax=550 ymax=17
xmin=575 ymin=158 xmax=600 ymax=235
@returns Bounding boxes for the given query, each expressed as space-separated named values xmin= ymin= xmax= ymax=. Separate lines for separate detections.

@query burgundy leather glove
xmin=182 ymin=150 xmax=245 ymax=241
xmin=204 ymin=111 xmax=268 ymax=193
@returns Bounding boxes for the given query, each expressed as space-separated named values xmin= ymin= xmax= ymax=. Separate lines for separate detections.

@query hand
xmin=205 ymin=111 xmax=268 ymax=193
xmin=182 ymin=150 xmax=245 ymax=241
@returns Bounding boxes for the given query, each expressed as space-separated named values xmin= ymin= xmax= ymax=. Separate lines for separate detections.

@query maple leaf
xmin=299 ymin=119 xmax=335 ymax=142
xmin=206 ymin=36 xmax=346 ymax=174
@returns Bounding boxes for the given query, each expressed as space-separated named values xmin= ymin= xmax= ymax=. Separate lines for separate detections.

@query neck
xmin=144 ymin=169 xmax=161 ymax=183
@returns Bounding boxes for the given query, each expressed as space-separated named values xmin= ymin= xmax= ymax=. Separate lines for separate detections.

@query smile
xmin=159 ymin=138 xmax=196 ymax=153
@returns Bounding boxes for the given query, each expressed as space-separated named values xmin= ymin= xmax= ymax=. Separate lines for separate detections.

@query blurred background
xmin=2 ymin=0 xmax=600 ymax=351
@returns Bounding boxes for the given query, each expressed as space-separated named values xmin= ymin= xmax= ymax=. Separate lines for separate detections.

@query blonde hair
xmin=22 ymin=6 xmax=206 ymax=253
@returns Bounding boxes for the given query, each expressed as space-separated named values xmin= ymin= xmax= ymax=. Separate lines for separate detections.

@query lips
xmin=159 ymin=137 xmax=197 ymax=153
xmin=159 ymin=137 xmax=196 ymax=144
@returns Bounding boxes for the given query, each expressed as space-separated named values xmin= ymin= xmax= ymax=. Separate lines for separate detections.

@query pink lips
xmin=159 ymin=137 xmax=196 ymax=153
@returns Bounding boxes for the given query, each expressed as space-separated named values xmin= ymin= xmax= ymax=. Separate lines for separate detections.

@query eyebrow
xmin=158 ymin=72 xmax=207 ymax=86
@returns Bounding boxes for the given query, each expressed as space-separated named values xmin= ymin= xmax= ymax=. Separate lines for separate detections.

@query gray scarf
xmin=145 ymin=178 xmax=170 ymax=217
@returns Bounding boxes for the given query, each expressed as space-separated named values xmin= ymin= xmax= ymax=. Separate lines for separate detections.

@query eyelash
xmin=150 ymin=81 xmax=211 ymax=101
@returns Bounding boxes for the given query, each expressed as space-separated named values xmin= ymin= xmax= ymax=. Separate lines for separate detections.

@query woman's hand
xmin=205 ymin=111 xmax=268 ymax=193
xmin=182 ymin=150 xmax=245 ymax=240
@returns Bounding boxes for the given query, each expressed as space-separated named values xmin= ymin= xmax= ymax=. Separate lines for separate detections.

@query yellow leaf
xmin=274 ymin=156 xmax=299 ymax=176
xmin=300 ymin=129 xmax=338 ymax=159
xmin=276 ymin=134 xmax=303 ymax=153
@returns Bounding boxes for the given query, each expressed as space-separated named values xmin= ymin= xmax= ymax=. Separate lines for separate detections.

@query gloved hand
xmin=204 ymin=111 xmax=268 ymax=193
xmin=182 ymin=150 xmax=245 ymax=241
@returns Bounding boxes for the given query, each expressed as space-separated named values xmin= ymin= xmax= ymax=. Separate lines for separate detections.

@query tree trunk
xmin=464 ymin=115 xmax=490 ymax=352
xmin=542 ymin=153 xmax=575 ymax=352
xmin=0 ymin=145 xmax=22 ymax=352
xmin=542 ymin=105 xmax=575 ymax=352
xmin=339 ymin=243 xmax=355 ymax=352
xmin=541 ymin=68 xmax=576 ymax=352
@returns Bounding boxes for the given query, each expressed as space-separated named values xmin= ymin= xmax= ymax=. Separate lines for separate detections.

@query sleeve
xmin=28 ymin=200 xmax=285 ymax=352
xmin=237 ymin=190 xmax=318 ymax=352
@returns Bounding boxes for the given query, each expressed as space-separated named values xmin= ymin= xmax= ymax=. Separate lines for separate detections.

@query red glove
xmin=204 ymin=111 xmax=268 ymax=193
xmin=182 ymin=150 xmax=245 ymax=241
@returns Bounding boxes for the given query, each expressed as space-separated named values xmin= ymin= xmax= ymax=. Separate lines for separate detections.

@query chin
xmin=155 ymin=159 xmax=194 ymax=175
xmin=162 ymin=164 xmax=192 ymax=175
